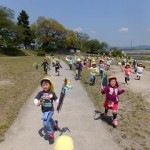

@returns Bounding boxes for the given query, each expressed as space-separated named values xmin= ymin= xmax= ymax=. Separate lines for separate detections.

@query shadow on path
xmin=94 ymin=110 xmax=113 ymax=127
xmin=38 ymin=126 xmax=71 ymax=144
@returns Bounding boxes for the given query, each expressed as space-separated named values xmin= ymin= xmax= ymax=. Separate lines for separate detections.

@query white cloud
xmin=73 ymin=27 xmax=83 ymax=32
xmin=119 ymin=27 xmax=129 ymax=32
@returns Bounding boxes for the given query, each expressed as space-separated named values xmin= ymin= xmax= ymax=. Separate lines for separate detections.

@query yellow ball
xmin=118 ymin=62 xmax=121 ymax=66
xmin=54 ymin=135 xmax=74 ymax=150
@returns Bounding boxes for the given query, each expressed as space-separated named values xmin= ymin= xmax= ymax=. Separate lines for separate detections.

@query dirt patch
xmin=0 ymin=80 xmax=13 ymax=86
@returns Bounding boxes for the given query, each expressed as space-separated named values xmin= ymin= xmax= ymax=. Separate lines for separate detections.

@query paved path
xmin=0 ymin=61 xmax=121 ymax=150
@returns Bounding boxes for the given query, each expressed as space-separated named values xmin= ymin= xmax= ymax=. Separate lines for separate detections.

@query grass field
xmin=62 ymin=56 xmax=150 ymax=150
xmin=0 ymin=54 xmax=46 ymax=142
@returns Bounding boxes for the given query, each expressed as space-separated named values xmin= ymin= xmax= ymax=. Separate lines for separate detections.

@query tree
xmin=31 ymin=17 xmax=67 ymax=51
xmin=0 ymin=6 xmax=15 ymax=47
xmin=65 ymin=31 xmax=78 ymax=49
xmin=86 ymin=39 xmax=101 ymax=53
xmin=100 ymin=42 xmax=108 ymax=50
xmin=17 ymin=10 xmax=32 ymax=48
xmin=75 ymin=32 xmax=90 ymax=51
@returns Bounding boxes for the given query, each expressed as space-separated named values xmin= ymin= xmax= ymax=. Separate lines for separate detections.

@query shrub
xmin=50 ymin=52 xmax=55 ymax=56
xmin=0 ymin=47 xmax=26 ymax=56
xmin=37 ymin=50 xmax=45 ymax=56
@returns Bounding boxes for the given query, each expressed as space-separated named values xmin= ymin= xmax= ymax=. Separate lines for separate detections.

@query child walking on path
xmin=89 ymin=71 xmax=96 ymax=86
xmin=74 ymin=58 xmax=83 ymax=80
xmin=101 ymin=76 xmax=125 ymax=127
xmin=41 ymin=58 xmax=50 ymax=75
xmin=123 ymin=63 xmax=132 ymax=84
xmin=55 ymin=60 xmax=62 ymax=76
xmin=136 ymin=63 xmax=144 ymax=80
xmin=34 ymin=78 xmax=59 ymax=140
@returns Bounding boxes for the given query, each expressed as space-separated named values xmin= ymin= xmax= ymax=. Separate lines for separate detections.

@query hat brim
xmin=41 ymin=78 xmax=54 ymax=91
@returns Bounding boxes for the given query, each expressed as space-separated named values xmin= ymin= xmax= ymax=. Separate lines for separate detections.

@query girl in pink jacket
xmin=101 ymin=76 xmax=125 ymax=127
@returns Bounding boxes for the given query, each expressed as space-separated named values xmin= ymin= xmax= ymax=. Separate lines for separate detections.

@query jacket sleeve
xmin=118 ymin=89 xmax=125 ymax=95
xmin=101 ymin=86 xmax=109 ymax=94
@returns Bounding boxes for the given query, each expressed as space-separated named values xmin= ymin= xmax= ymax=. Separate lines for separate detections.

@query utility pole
xmin=131 ymin=40 xmax=133 ymax=50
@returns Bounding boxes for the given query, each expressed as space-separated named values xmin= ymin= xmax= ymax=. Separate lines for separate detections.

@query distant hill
xmin=110 ymin=45 xmax=150 ymax=50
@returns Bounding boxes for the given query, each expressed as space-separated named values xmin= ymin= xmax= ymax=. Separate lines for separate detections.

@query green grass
xmin=0 ymin=55 xmax=45 ymax=142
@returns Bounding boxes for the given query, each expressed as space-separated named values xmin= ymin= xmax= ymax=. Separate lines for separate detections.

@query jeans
xmin=42 ymin=111 xmax=56 ymax=135
xmin=75 ymin=70 xmax=81 ymax=79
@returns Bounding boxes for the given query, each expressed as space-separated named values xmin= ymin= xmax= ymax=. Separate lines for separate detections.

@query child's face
xmin=110 ymin=79 xmax=117 ymax=87
xmin=42 ymin=82 xmax=51 ymax=92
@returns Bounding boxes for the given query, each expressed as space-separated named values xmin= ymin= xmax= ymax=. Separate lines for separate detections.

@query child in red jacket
xmin=101 ymin=76 xmax=126 ymax=127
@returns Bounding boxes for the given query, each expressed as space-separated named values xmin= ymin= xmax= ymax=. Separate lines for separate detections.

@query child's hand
xmin=37 ymin=102 xmax=41 ymax=106
xmin=49 ymin=94 xmax=53 ymax=99
xmin=123 ymin=86 xmax=128 ymax=91
xmin=100 ymin=84 xmax=104 ymax=90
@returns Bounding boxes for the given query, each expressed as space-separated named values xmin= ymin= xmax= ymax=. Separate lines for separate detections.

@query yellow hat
xmin=40 ymin=78 xmax=54 ymax=91
xmin=108 ymin=76 xmax=117 ymax=80
xmin=54 ymin=135 xmax=74 ymax=150
xmin=139 ymin=63 xmax=142 ymax=65
xmin=77 ymin=58 xmax=81 ymax=61
xmin=126 ymin=63 xmax=130 ymax=66
xmin=118 ymin=62 xmax=122 ymax=66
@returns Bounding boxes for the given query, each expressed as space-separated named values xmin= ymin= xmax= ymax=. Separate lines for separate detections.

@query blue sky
xmin=1 ymin=0 xmax=150 ymax=46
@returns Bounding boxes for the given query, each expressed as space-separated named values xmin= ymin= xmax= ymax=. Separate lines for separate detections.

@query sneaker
xmin=48 ymin=132 xmax=54 ymax=139
xmin=112 ymin=119 xmax=118 ymax=127
xmin=54 ymin=120 xmax=59 ymax=131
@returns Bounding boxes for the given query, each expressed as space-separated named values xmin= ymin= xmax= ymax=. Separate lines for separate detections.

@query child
xmin=33 ymin=62 xmax=39 ymax=70
xmin=74 ymin=58 xmax=83 ymax=80
xmin=68 ymin=57 xmax=73 ymax=71
xmin=89 ymin=71 xmax=96 ymax=86
xmin=34 ymin=78 xmax=59 ymax=140
xmin=101 ymin=76 xmax=125 ymax=127
xmin=52 ymin=56 xmax=55 ymax=67
xmin=55 ymin=60 xmax=62 ymax=76
xmin=99 ymin=59 xmax=105 ymax=79
xmin=121 ymin=60 xmax=126 ymax=72
xmin=136 ymin=63 xmax=144 ymax=80
xmin=106 ymin=58 xmax=111 ymax=70
xmin=124 ymin=63 xmax=132 ymax=84
xmin=41 ymin=58 xmax=49 ymax=75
